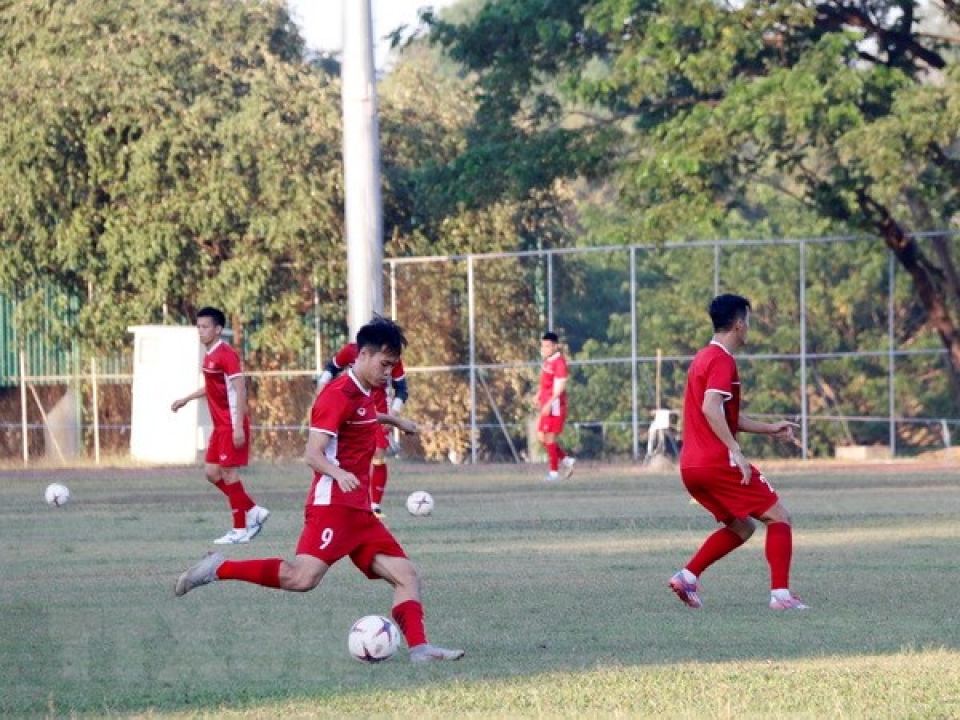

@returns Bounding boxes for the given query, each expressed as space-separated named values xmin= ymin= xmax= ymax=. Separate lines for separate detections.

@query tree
xmin=428 ymin=0 xmax=960 ymax=410
xmin=0 ymin=0 xmax=345 ymax=357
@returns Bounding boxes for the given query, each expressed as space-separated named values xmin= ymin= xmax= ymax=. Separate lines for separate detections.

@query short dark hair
xmin=356 ymin=315 xmax=407 ymax=356
xmin=709 ymin=294 xmax=751 ymax=332
xmin=197 ymin=306 xmax=226 ymax=328
xmin=542 ymin=332 xmax=559 ymax=343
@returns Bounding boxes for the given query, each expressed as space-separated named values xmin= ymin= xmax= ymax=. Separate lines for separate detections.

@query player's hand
xmin=394 ymin=417 xmax=419 ymax=435
xmin=171 ymin=398 xmax=185 ymax=412
xmin=731 ymin=448 xmax=751 ymax=484
xmin=232 ymin=430 xmax=245 ymax=449
xmin=335 ymin=472 xmax=360 ymax=493
xmin=770 ymin=420 xmax=800 ymax=442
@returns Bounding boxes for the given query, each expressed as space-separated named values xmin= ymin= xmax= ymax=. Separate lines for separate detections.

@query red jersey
xmin=538 ymin=352 xmax=568 ymax=410
xmin=202 ymin=341 xmax=244 ymax=430
xmin=332 ymin=342 xmax=405 ymax=412
xmin=307 ymin=370 xmax=379 ymax=510
xmin=680 ymin=341 xmax=741 ymax=468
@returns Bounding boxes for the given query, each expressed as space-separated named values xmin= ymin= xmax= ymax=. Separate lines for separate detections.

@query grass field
xmin=1 ymin=458 xmax=958 ymax=718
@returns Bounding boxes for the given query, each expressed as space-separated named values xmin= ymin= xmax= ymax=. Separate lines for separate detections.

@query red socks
xmin=371 ymin=461 xmax=388 ymax=505
xmin=765 ymin=522 xmax=793 ymax=589
xmin=215 ymin=479 xmax=255 ymax=529
xmin=687 ymin=527 xmax=745 ymax=577
xmin=544 ymin=443 xmax=566 ymax=472
xmin=392 ymin=599 xmax=427 ymax=648
xmin=217 ymin=558 xmax=282 ymax=588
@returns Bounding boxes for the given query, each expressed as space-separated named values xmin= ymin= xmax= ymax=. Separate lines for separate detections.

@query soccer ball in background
xmin=405 ymin=491 xmax=434 ymax=516
xmin=45 ymin=483 xmax=70 ymax=507
xmin=348 ymin=615 xmax=400 ymax=663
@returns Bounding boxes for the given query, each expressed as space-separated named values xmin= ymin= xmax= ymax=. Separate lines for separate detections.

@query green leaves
xmin=0 ymin=0 xmax=342 ymax=355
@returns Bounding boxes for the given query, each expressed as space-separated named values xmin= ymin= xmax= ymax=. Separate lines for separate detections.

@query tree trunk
xmin=865 ymin=196 xmax=960 ymax=411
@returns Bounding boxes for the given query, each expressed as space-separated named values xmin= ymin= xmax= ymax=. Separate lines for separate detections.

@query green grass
xmin=1 ymin=460 xmax=958 ymax=718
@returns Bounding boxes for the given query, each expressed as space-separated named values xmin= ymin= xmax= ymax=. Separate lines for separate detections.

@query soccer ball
xmin=348 ymin=615 xmax=400 ymax=663
xmin=406 ymin=491 xmax=434 ymax=516
xmin=45 ymin=483 xmax=70 ymax=507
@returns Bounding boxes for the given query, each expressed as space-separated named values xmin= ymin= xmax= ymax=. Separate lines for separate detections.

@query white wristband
xmin=319 ymin=370 xmax=333 ymax=385
xmin=391 ymin=398 xmax=405 ymax=413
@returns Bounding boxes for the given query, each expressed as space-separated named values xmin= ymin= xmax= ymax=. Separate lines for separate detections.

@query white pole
xmin=19 ymin=349 xmax=28 ymax=465
xmin=342 ymin=0 xmax=383 ymax=337
xmin=91 ymin=357 xmax=101 ymax=465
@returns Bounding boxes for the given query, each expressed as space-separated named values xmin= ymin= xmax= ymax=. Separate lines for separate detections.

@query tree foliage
xmin=428 ymin=0 xmax=960 ymax=410
xmin=0 ymin=0 xmax=344 ymax=355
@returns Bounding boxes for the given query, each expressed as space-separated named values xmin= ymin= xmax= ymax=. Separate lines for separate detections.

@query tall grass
xmin=1 ymin=461 xmax=957 ymax=717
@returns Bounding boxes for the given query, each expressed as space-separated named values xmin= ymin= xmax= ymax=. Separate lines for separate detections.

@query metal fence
xmin=2 ymin=232 xmax=958 ymax=465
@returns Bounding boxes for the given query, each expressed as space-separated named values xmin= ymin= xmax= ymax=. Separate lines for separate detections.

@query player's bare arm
xmin=702 ymin=391 xmax=751 ymax=484
xmin=378 ymin=414 xmax=418 ymax=435
xmin=304 ymin=430 xmax=361 ymax=492
xmin=229 ymin=375 xmax=248 ymax=448
xmin=739 ymin=415 xmax=799 ymax=440
xmin=171 ymin=387 xmax=206 ymax=412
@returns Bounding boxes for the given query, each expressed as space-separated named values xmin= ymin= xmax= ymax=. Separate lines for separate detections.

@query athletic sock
xmin=765 ymin=521 xmax=793 ymax=590
xmin=221 ymin=481 xmax=256 ymax=529
xmin=687 ymin=527 xmax=746 ymax=577
xmin=392 ymin=599 xmax=428 ymax=648
xmin=217 ymin=558 xmax=282 ymax=588
xmin=545 ymin=443 xmax=560 ymax=472
xmin=371 ymin=461 xmax=388 ymax=505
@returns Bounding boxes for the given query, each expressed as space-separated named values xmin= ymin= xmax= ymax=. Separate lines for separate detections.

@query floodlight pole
xmin=342 ymin=0 xmax=383 ymax=338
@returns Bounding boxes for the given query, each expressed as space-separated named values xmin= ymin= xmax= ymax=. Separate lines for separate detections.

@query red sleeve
xmin=391 ymin=357 xmax=406 ymax=381
xmin=703 ymin=353 xmax=735 ymax=397
xmin=310 ymin=384 xmax=351 ymax=435
xmin=553 ymin=355 xmax=568 ymax=380
xmin=219 ymin=345 xmax=243 ymax=378
xmin=332 ymin=343 xmax=358 ymax=370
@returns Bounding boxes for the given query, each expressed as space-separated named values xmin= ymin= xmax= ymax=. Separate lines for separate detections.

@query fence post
xmin=19 ymin=348 xmax=28 ymax=465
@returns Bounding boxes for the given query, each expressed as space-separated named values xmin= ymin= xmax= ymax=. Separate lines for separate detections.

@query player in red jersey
xmin=316 ymin=337 xmax=408 ymax=518
xmin=669 ymin=294 xmax=807 ymax=611
xmin=174 ymin=316 xmax=465 ymax=663
xmin=171 ymin=307 xmax=269 ymax=545
xmin=537 ymin=332 xmax=576 ymax=481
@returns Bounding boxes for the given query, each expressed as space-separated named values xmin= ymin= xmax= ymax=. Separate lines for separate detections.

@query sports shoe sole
xmin=669 ymin=576 xmax=702 ymax=609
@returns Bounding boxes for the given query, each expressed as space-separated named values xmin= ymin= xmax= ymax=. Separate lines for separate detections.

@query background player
xmin=171 ymin=306 xmax=269 ymax=545
xmin=669 ymin=294 xmax=806 ymax=610
xmin=537 ymin=331 xmax=575 ymax=481
xmin=317 ymin=328 xmax=409 ymax=517
xmin=175 ymin=317 xmax=464 ymax=663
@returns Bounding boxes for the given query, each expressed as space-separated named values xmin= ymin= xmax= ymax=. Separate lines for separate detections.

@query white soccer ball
xmin=406 ymin=491 xmax=434 ymax=516
xmin=45 ymin=483 xmax=70 ymax=507
xmin=348 ymin=615 xmax=400 ymax=663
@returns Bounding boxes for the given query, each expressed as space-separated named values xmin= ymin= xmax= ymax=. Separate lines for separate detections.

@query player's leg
xmin=371 ymin=554 xmax=464 ymax=663
xmin=538 ymin=424 xmax=562 ymax=481
xmin=556 ymin=415 xmax=576 ymax=477
xmin=370 ymin=434 xmax=389 ymax=517
xmin=669 ymin=467 xmax=754 ymax=608
xmin=756 ymin=499 xmax=808 ymax=610
xmin=175 ymin=553 xmax=328 ymax=596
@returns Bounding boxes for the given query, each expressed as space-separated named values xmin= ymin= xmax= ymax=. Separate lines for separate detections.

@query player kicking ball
xmin=175 ymin=316 xmax=464 ymax=663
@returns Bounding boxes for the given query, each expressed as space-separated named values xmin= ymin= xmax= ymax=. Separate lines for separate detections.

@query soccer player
xmin=316 ymin=332 xmax=409 ymax=518
xmin=669 ymin=294 xmax=807 ymax=611
xmin=171 ymin=307 xmax=269 ymax=545
xmin=537 ymin=331 xmax=575 ymax=481
xmin=174 ymin=317 xmax=465 ymax=664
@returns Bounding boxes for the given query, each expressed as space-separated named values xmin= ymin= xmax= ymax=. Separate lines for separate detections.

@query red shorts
xmin=375 ymin=424 xmax=389 ymax=451
xmin=295 ymin=504 xmax=407 ymax=578
xmin=205 ymin=423 xmax=250 ymax=467
xmin=681 ymin=464 xmax=779 ymax=524
xmin=538 ymin=412 xmax=566 ymax=435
